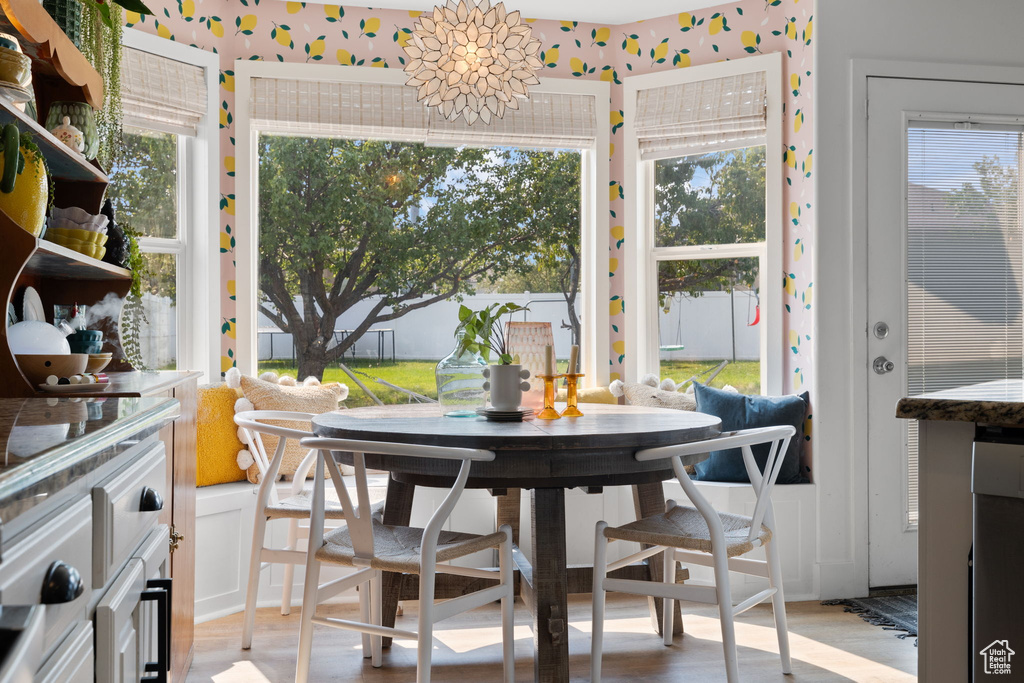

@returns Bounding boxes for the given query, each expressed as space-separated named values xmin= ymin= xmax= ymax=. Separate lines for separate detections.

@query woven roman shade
xmin=121 ymin=46 xmax=207 ymax=136
xmin=634 ymin=71 xmax=766 ymax=159
xmin=250 ymin=78 xmax=596 ymax=150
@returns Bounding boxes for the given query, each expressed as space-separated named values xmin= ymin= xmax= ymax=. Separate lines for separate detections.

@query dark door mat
xmin=822 ymin=595 xmax=918 ymax=643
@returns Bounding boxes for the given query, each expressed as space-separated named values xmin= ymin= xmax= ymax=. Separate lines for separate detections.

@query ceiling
xmin=301 ymin=1 xmax=722 ymax=24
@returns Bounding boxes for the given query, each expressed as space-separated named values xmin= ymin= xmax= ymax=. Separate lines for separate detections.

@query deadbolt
xmin=873 ymin=356 xmax=895 ymax=375
xmin=873 ymin=322 xmax=889 ymax=339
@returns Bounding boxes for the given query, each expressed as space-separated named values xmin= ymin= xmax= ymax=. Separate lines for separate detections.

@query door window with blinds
xmin=628 ymin=59 xmax=780 ymax=394
xmin=904 ymin=123 xmax=1024 ymax=524
xmin=107 ymin=47 xmax=207 ymax=370
xmin=249 ymin=76 xmax=596 ymax=403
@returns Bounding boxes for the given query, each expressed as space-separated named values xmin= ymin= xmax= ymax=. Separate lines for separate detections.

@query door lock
xmin=873 ymin=322 xmax=890 ymax=339
xmin=873 ymin=356 xmax=895 ymax=375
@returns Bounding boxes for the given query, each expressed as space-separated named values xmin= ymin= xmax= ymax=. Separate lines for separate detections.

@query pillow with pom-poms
xmin=231 ymin=370 xmax=349 ymax=484
xmin=196 ymin=383 xmax=248 ymax=486
xmin=609 ymin=377 xmax=697 ymax=412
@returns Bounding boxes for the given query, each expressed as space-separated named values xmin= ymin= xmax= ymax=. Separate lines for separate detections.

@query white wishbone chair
xmin=234 ymin=410 xmax=381 ymax=651
xmin=591 ymin=425 xmax=797 ymax=683
xmin=295 ymin=435 xmax=515 ymax=683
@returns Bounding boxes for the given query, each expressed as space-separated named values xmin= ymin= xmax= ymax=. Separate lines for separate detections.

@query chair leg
xmin=241 ymin=513 xmax=268 ymax=650
xmin=662 ymin=547 xmax=675 ymax=646
xmin=766 ymin=538 xmax=792 ymax=674
xmin=294 ymin=552 xmax=321 ymax=683
xmin=281 ymin=518 xmax=299 ymax=616
xmin=711 ymin=549 xmax=740 ymax=683
xmin=417 ymin=565 xmax=437 ymax=683
xmin=498 ymin=525 xmax=515 ymax=683
xmin=591 ymin=521 xmax=609 ymax=683
xmin=370 ymin=571 xmax=383 ymax=668
xmin=358 ymin=583 xmax=371 ymax=657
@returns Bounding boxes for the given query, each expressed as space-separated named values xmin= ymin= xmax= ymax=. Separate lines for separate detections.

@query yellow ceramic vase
xmin=0 ymin=146 xmax=47 ymax=237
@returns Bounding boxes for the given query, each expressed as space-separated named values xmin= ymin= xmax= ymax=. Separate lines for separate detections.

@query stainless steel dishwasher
xmin=972 ymin=436 xmax=1024 ymax=681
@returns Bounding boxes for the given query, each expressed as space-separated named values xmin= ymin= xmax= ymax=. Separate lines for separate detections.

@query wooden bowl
xmin=16 ymin=353 xmax=89 ymax=385
xmin=86 ymin=353 xmax=112 ymax=373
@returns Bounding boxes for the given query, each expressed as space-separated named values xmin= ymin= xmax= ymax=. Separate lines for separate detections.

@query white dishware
xmin=20 ymin=286 xmax=44 ymax=322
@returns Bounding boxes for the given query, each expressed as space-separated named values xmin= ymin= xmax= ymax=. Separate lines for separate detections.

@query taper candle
xmin=568 ymin=344 xmax=579 ymax=374
xmin=544 ymin=344 xmax=553 ymax=376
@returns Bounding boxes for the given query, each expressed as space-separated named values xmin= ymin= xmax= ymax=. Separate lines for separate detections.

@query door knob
xmin=873 ymin=356 xmax=895 ymax=374
xmin=873 ymin=322 xmax=890 ymax=339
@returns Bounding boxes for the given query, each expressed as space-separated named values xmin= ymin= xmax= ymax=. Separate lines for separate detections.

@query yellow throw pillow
xmin=197 ymin=383 xmax=248 ymax=487
xmin=240 ymin=375 xmax=344 ymax=483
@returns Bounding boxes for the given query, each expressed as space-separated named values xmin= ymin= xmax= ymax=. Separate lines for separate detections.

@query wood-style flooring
xmin=186 ymin=595 xmax=917 ymax=682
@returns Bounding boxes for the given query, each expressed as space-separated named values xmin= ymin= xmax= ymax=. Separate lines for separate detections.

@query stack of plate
xmin=476 ymin=407 xmax=534 ymax=422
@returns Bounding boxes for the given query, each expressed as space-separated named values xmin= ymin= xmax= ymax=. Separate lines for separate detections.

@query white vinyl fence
xmin=256 ymin=290 xmax=759 ymax=363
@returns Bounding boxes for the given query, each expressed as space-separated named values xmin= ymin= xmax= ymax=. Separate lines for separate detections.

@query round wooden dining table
xmin=312 ymin=402 xmax=721 ymax=683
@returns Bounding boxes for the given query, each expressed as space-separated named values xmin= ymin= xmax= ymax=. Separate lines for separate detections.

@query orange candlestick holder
xmin=561 ymin=373 xmax=585 ymax=417
xmin=536 ymin=374 xmax=562 ymax=420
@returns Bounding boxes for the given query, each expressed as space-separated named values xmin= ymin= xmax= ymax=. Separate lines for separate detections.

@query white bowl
xmin=50 ymin=206 xmax=108 ymax=231
xmin=8 ymin=321 xmax=71 ymax=355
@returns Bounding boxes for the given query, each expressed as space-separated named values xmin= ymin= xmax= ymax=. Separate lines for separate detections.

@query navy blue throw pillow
xmin=692 ymin=383 xmax=809 ymax=484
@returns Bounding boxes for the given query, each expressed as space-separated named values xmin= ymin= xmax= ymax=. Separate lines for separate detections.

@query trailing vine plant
xmin=119 ymin=222 xmax=149 ymax=370
xmin=79 ymin=1 xmax=123 ymax=167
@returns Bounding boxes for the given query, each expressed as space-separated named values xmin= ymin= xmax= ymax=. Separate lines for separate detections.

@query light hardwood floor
xmin=186 ymin=595 xmax=917 ymax=682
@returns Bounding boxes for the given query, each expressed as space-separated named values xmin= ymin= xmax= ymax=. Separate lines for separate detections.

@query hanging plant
xmin=77 ymin=0 xmax=146 ymax=167
xmin=119 ymin=221 xmax=149 ymax=370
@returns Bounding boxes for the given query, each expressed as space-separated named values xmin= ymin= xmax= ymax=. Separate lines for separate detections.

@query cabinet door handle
xmin=140 ymin=486 xmax=164 ymax=512
xmin=41 ymin=561 xmax=84 ymax=605
xmin=141 ymin=577 xmax=173 ymax=683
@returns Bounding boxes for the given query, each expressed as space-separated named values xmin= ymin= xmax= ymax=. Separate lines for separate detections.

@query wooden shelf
xmin=0 ymin=0 xmax=103 ymax=109
xmin=26 ymin=239 xmax=130 ymax=280
xmin=0 ymin=99 xmax=107 ymax=183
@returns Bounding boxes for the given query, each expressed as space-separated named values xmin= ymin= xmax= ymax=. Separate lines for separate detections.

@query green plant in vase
xmin=456 ymin=302 xmax=532 ymax=412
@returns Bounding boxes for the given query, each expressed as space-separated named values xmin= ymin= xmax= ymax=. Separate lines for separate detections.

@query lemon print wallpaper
xmin=127 ymin=0 xmax=814 ymax=395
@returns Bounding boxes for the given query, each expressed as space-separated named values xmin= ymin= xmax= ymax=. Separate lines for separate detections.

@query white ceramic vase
xmin=482 ymin=364 xmax=531 ymax=411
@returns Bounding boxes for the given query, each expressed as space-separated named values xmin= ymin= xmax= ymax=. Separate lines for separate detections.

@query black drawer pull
xmin=41 ymin=561 xmax=84 ymax=605
xmin=140 ymin=486 xmax=164 ymax=512
xmin=142 ymin=577 xmax=173 ymax=683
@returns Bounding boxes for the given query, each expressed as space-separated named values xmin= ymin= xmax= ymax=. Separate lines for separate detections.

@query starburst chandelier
xmin=402 ymin=0 xmax=543 ymax=125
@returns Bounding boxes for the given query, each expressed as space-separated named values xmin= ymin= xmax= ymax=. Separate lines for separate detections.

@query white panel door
xmin=867 ymin=76 xmax=1024 ymax=587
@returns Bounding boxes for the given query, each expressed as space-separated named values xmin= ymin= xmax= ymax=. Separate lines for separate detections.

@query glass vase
xmin=435 ymin=331 xmax=487 ymax=417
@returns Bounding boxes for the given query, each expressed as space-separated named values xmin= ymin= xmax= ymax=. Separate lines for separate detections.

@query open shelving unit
xmin=0 ymin=0 xmax=130 ymax=397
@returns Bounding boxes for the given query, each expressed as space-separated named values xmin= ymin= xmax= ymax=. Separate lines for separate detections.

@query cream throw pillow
xmin=240 ymin=375 xmax=344 ymax=483
xmin=620 ymin=382 xmax=697 ymax=412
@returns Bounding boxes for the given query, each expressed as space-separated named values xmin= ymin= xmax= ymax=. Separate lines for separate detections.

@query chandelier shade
xmin=402 ymin=0 xmax=544 ymax=125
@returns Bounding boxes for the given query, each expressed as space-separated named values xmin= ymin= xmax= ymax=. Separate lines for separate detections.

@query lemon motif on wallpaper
xmin=272 ymin=23 xmax=294 ymax=49
xmin=360 ymin=18 xmax=380 ymax=38
xmin=650 ymin=38 xmax=669 ymax=65
xmin=235 ymin=14 xmax=257 ymax=36
xmin=609 ymin=181 xmax=623 ymax=201
xmin=708 ymin=13 xmax=729 ymax=35
xmin=591 ymin=27 xmax=610 ymax=46
xmin=324 ymin=5 xmax=343 ymax=22
xmin=306 ymin=36 xmax=326 ymax=61
xmin=287 ymin=2 xmax=304 ymax=14
xmin=673 ymin=49 xmax=691 ymax=68
xmin=393 ymin=27 xmax=413 ymax=48
xmin=794 ymin=109 xmax=804 ymax=133
xmin=621 ymin=34 xmax=640 ymax=57
xmin=610 ymin=110 xmax=623 ymax=134
xmin=790 ymin=73 xmax=801 ymax=96
xmin=179 ymin=0 xmax=194 ymax=20
xmin=741 ymin=31 xmax=761 ymax=53
xmin=609 ymin=257 xmax=619 ymax=276
xmin=540 ymin=45 xmax=559 ymax=68
xmin=220 ymin=71 xmax=234 ymax=92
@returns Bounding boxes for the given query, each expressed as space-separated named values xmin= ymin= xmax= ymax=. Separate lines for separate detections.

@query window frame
xmin=120 ymin=29 xmax=220 ymax=380
xmin=233 ymin=61 xmax=610 ymax=385
xmin=623 ymin=52 xmax=784 ymax=394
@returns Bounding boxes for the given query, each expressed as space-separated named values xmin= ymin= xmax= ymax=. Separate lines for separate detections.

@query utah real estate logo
xmin=980 ymin=640 xmax=1015 ymax=675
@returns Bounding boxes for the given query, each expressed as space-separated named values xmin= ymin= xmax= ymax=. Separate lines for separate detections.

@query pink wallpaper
xmin=126 ymin=0 xmax=814 ymax=398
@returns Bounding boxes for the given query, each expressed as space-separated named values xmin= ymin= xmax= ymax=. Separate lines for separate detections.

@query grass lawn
xmin=259 ymin=358 xmax=761 ymax=408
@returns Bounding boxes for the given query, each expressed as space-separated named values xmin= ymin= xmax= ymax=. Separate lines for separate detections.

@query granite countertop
xmin=0 ymin=396 xmax=179 ymax=540
xmin=896 ymin=379 xmax=1024 ymax=424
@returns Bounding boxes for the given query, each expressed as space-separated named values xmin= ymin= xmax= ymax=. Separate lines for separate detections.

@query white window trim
xmin=623 ymin=52 xmax=783 ymax=394
xmin=234 ymin=60 xmax=610 ymax=385
xmin=122 ymin=29 xmax=220 ymax=382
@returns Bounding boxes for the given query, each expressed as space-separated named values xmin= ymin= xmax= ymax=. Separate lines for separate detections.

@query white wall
xmin=814 ymin=0 xmax=1024 ymax=598
xmin=256 ymin=290 xmax=759 ymax=364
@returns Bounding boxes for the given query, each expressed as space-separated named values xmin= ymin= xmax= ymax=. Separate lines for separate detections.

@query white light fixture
xmin=402 ymin=0 xmax=543 ymax=125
